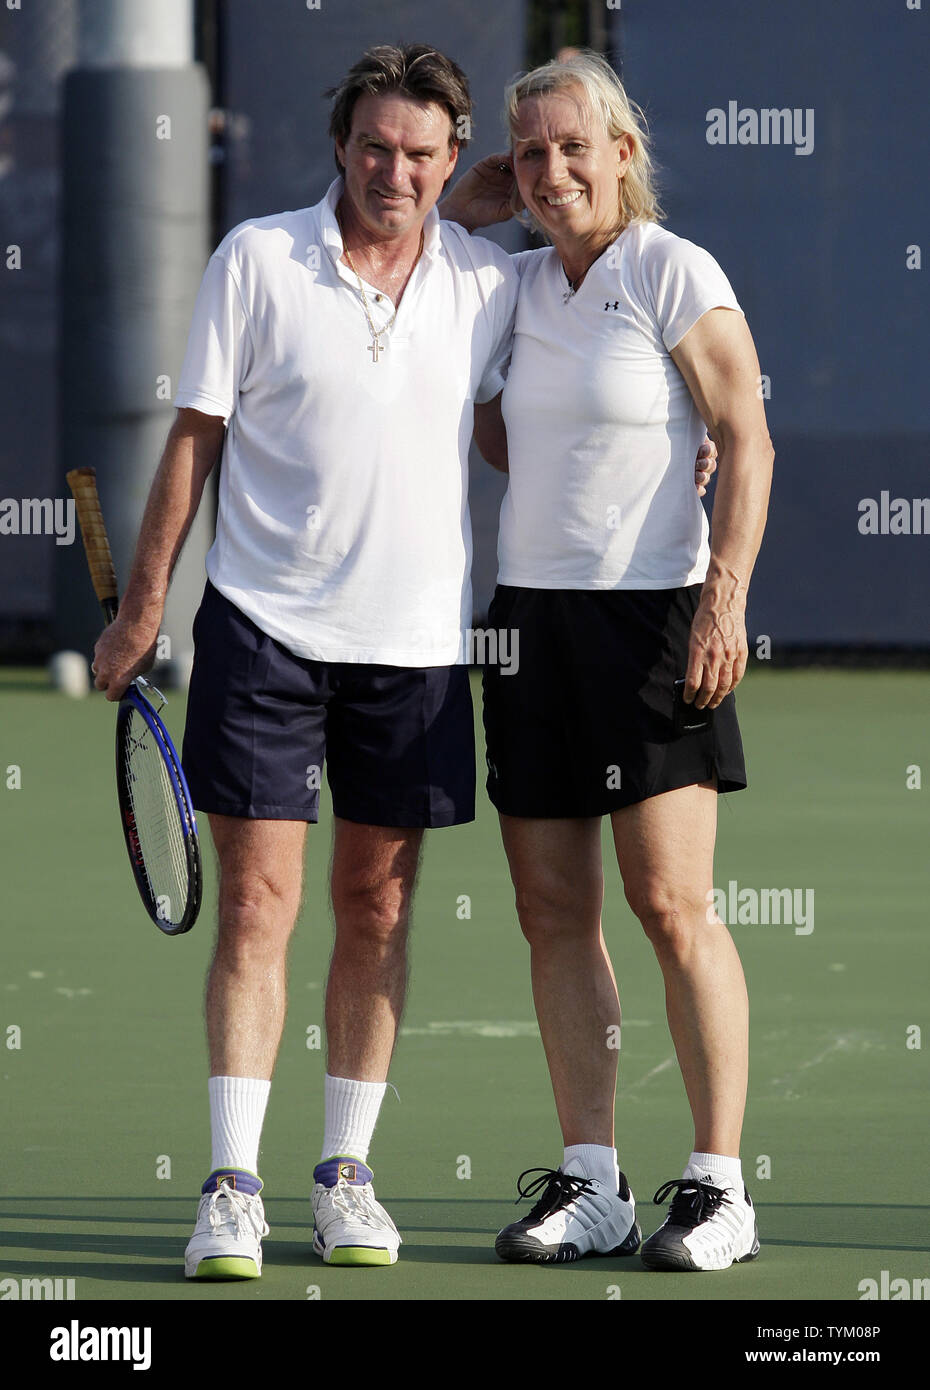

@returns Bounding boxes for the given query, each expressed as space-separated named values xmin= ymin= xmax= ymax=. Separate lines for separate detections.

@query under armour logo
xmin=604 ymin=301 xmax=620 ymax=311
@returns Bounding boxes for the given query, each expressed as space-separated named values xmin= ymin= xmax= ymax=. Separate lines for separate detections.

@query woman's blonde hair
xmin=504 ymin=50 xmax=664 ymax=232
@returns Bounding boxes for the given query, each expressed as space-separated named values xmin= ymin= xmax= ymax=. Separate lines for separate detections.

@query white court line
xmin=770 ymin=1032 xmax=877 ymax=1098
xmin=623 ymin=1055 xmax=678 ymax=1093
xmin=399 ymin=1021 xmax=540 ymax=1039
xmin=399 ymin=1018 xmax=656 ymax=1040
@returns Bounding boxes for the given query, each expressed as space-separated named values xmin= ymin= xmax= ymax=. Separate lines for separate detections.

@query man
xmin=91 ymin=43 xmax=519 ymax=1276
xmin=92 ymin=42 xmax=715 ymax=1279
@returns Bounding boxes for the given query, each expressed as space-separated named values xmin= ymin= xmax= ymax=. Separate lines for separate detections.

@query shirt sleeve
xmin=643 ymin=232 xmax=743 ymax=352
xmin=509 ymin=247 xmax=547 ymax=279
xmin=474 ymin=255 xmax=520 ymax=403
xmin=174 ymin=250 xmax=254 ymax=423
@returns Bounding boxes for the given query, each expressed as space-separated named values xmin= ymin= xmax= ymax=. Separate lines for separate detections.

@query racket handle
xmin=66 ymin=467 xmax=120 ymax=623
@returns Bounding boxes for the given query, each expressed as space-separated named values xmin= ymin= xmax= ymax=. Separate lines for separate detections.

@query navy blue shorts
xmin=482 ymin=584 xmax=747 ymax=818
xmin=182 ymin=583 xmax=475 ymax=826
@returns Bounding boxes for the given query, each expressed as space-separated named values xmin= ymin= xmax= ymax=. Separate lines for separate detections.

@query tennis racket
xmin=66 ymin=466 xmax=202 ymax=936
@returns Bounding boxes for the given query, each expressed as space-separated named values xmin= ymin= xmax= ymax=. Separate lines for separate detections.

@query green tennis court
xmin=2 ymin=667 xmax=928 ymax=1305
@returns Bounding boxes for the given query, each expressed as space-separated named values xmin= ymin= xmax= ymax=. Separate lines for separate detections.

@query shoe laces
xmin=652 ymin=1177 xmax=732 ymax=1229
xmin=206 ymin=1180 xmax=269 ymax=1239
xmin=329 ymin=1177 xmax=396 ymax=1233
xmin=514 ymin=1167 xmax=596 ymax=1221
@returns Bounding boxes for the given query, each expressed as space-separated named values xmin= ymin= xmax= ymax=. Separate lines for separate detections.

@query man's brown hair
xmin=327 ymin=43 xmax=472 ymax=168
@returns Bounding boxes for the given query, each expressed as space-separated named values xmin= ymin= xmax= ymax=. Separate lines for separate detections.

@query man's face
xmin=336 ymin=92 xmax=459 ymax=241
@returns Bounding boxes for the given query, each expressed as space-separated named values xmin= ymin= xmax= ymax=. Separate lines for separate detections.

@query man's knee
xmin=332 ymin=876 xmax=412 ymax=950
xmin=211 ymin=816 xmax=306 ymax=939
xmin=330 ymin=823 xmax=421 ymax=950
xmin=216 ymin=864 xmax=302 ymax=963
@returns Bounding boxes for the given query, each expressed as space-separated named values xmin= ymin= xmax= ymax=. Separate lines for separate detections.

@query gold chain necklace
xmin=342 ymin=230 xmax=424 ymax=364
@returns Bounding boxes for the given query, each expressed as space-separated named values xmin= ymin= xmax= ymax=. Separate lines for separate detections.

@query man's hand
xmin=439 ymin=153 xmax=515 ymax=232
xmin=695 ymin=437 xmax=717 ymax=495
xmin=88 ymin=406 xmax=225 ymax=701
xmin=92 ymin=613 xmax=161 ymax=702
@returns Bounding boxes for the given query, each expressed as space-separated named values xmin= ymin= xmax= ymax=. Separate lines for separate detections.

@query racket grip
xmin=66 ymin=467 xmax=120 ymax=622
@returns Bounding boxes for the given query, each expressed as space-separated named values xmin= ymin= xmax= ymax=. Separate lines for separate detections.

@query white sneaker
xmin=641 ymin=1176 xmax=760 ymax=1271
xmin=495 ymin=1159 xmax=641 ymax=1263
xmin=311 ymin=1157 xmax=401 ymax=1266
xmin=184 ymin=1169 xmax=269 ymax=1280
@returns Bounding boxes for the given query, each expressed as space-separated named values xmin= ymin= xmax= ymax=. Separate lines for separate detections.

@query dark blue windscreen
xmin=616 ymin=0 xmax=930 ymax=645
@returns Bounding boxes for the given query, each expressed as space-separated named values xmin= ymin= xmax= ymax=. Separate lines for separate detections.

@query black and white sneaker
xmin=641 ymin=1177 xmax=760 ymax=1271
xmin=495 ymin=1158 xmax=641 ymax=1264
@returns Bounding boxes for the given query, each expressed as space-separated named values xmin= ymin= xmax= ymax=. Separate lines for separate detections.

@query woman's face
xmin=511 ymin=87 xmax=633 ymax=247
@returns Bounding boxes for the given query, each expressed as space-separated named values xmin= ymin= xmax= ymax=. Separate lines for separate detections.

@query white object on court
xmin=49 ymin=650 xmax=91 ymax=698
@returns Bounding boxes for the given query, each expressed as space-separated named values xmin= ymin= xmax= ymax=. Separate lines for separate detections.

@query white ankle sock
xmin=321 ymin=1074 xmax=387 ymax=1164
xmin=685 ymin=1150 xmax=743 ymax=1189
xmin=208 ymin=1075 xmax=271 ymax=1174
xmin=563 ymin=1143 xmax=620 ymax=1190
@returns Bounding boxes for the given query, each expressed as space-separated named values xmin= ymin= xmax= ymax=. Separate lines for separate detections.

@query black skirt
xmin=481 ymin=584 xmax=747 ymax=818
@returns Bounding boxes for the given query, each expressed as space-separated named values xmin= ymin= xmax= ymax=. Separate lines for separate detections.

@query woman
xmin=443 ymin=52 xmax=774 ymax=1271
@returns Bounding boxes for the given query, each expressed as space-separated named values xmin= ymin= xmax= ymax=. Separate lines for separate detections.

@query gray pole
xmin=56 ymin=0 xmax=211 ymax=684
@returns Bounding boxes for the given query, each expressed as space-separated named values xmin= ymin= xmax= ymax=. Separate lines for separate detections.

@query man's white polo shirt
xmin=175 ymin=179 xmax=517 ymax=666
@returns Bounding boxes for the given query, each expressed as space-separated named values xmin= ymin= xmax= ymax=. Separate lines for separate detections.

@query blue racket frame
xmin=115 ymin=679 xmax=202 ymax=936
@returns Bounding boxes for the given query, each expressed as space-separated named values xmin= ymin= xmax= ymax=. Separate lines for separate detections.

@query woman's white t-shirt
xmin=498 ymin=222 xmax=743 ymax=589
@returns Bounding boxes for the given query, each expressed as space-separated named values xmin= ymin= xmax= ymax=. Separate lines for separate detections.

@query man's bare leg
xmin=326 ymin=819 xmax=423 ymax=1083
xmin=206 ymin=815 xmax=308 ymax=1079
xmin=310 ymin=819 xmax=423 ymax=1267
xmin=186 ymin=814 xmax=307 ymax=1280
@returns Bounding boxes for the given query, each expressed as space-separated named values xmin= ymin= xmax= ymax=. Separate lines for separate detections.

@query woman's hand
xmin=672 ymin=309 xmax=774 ymax=709
xmin=685 ymin=577 xmax=748 ymax=710
xmin=439 ymin=153 xmax=516 ymax=232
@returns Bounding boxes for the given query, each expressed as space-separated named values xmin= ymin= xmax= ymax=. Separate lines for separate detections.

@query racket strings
xmin=121 ymin=707 xmax=192 ymax=926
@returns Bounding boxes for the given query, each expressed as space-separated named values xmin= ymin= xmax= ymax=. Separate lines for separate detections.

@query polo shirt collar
xmin=320 ymin=177 xmax=442 ymax=269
